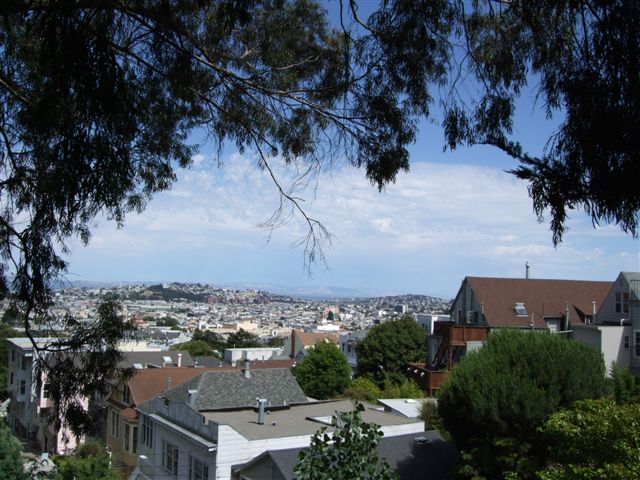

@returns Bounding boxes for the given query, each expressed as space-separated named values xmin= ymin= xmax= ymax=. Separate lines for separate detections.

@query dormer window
xmin=514 ymin=303 xmax=528 ymax=316
xmin=615 ymin=292 xmax=629 ymax=314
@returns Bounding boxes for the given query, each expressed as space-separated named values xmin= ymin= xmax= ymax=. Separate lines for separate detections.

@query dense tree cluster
xmin=355 ymin=316 xmax=425 ymax=386
xmin=437 ymin=329 xmax=610 ymax=478
xmin=293 ymin=342 xmax=351 ymax=400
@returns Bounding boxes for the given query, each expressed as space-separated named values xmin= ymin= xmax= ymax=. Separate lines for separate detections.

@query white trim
xmin=148 ymin=414 xmax=217 ymax=451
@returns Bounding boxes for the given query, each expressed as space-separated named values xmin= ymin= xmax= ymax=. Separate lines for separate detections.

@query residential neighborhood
xmin=2 ymin=270 xmax=639 ymax=478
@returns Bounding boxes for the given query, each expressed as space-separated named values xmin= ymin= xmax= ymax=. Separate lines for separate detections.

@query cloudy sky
xmin=64 ymin=5 xmax=639 ymax=298
xmin=65 ymin=122 xmax=638 ymax=298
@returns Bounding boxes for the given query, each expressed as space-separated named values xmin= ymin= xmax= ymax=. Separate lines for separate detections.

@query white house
xmin=131 ymin=367 xmax=423 ymax=480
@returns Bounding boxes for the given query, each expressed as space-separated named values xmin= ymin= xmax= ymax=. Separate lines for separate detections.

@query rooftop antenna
xmin=525 ymin=262 xmax=530 ymax=279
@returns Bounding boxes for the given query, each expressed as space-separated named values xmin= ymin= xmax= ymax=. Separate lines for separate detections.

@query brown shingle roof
xmin=126 ymin=359 xmax=296 ymax=408
xmin=466 ymin=276 xmax=612 ymax=328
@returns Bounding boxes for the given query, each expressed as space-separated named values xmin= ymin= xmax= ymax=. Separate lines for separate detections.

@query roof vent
xmin=414 ymin=436 xmax=431 ymax=445
xmin=257 ymin=398 xmax=266 ymax=425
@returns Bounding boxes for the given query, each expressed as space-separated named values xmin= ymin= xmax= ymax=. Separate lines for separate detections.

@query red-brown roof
xmin=126 ymin=359 xmax=296 ymax=407
xmin=293 ymin=330 xmax=338 ymax=347
xmin=466 ymin=276 xmax=612 ymax=328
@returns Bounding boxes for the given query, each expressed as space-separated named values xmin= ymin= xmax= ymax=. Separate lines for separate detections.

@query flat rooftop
xmin=6 ymin=338 xmax=56 ymax=349
xmin=202 ymin=400 xmax=422 ymax=441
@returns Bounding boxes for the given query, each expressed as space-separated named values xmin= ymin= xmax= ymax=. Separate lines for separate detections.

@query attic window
xmin=162 ymin=356 xmax=173 ymax=363
xmin=514 ymin=303 xmax=528 ymax=316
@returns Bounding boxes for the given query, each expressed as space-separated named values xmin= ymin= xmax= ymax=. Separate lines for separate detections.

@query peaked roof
xmin=464 ymin=276 xmax=612 ymax=328
xmin=622 ymin=272 xmax=640 ymax=300
xmin=139 ymin=368 xmax=307 ymax=412
xmin=126 ymin=359 xmax=296 ymax=407
xmin=127 ymin=366 xmax=227 ymax=406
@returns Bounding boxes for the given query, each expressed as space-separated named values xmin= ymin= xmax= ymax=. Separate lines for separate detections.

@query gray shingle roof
xmin=143 ymin=368 xmax=307 ymax=411
xmin=233 ymin=431 xmax=459 ymax=480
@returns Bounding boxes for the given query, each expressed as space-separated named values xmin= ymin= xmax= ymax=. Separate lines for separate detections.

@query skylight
xmin=514 ymin=302 xmax=528 ymax=316
xmin=133 ymin=363 xmax=144 ymax=369
xmin=162 ymin=356 xmax=173 ymax=363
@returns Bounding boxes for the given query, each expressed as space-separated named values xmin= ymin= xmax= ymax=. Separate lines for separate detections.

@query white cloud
xmin=66 ymin=151 xmax=640 ymax=294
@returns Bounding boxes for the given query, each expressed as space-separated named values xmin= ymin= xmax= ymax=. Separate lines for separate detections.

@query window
xmin=616 ymin=292 xmax=630 ymax=314
xmin=124 ymin=424 xmax=130 ymax=452
xmin=132 ymin=426 xmax=138 ymax=454
xmin=625 ymin=336 xmax=630 ymax=349
xmin=635 ymin=331 xmax=640 ymax=358
xmin=514 ymin=303 xmax=528 ymax=316
xmin=142 ymin=415 xmax=154 ymax=448
xmin=20 ymin=380 xmax=26 ymax=395
xmin=9 ymin=372 xmax=13 ymax=385
xmin=122 ymin=386 xmax=130 ymax=405
xmin=110 ymin=409 xmax=119 ymax=438
xmin=189 ymin=456 xmax=209 ymax=480
xmin=162 ymin=440 xmax=179 ymax=476
xmin=21 ymin=356 xmax=29 ymax=370
xmin=42 ymin=383 xmax=50 ymax=399
xmin=11 ymin=350 xmax=15 ymax=362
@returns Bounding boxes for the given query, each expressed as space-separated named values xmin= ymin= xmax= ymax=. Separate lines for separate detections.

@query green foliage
xmin=0 ymin=421 xmax=26 ymax=480
xmin=537 ymin=398 xmax=640 ymax=480
xmin=155 ymin=316 xmax=179 ymax=328
xmin=380 ymin=378 xmax=424 ymax=399
xmin=266 ymin=336 xmax=285 ymax=348
xmin=53 ymin=441 xmax=117 ymax=480
xmin=611 ymin=363 xmax=640 ymax=405
xmin=170 ymin=340 xmax=214 ymax=357
xmin=344 ymin=376 xmax=381 ymax=402
xmin=419 ymin=400 xmax=448 ymax=438
xmin=355 ymin=317 xmax=425 ymax=386
xmin=192 ymin=329 xmax=226 ymax=354
xmin=226 ymin=329 xmax=261 ymax=349
xmin=43 ymin=299 xmax=136 ymax=437
xmin=293 ymin=342 xmax=351 ymax=400
xmin=438 ymin=330 xmax=610 ymax=479
xmin=294 ymin=403 xmax=398 ymax=480
xmin=0 ymin=324 xmax=22 ymax=401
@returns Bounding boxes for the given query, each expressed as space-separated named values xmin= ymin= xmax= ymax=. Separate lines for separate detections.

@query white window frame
xmin=110 ymin=409 xmax=119 ymax=438
xmin=616 ymin=292 xmax=630 ymax=314
xmin=162 ymin=440 xmax=179 ymax=476
xmin=189 ymin=455 xmax=209 ymax=480
xmin=141 ymin=415 xmax=154 ymax=448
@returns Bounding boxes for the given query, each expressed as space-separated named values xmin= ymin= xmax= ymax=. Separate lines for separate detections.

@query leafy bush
xmin=611 ymin=363 xmax=640 ymax=405
xmin=293 ymin=342 xmax=351 ymax=400
xmin=355 ymin=317 xmax=425 ymax=386
xmin=344 ymin=376 xmax=381 ymax=402
xmin=538 ymin=398 xmax=640 ymax=479
xmin=438 ymin=329 xmax=610 ymax=479
xmin=380 ymin=378 xmax=423 ymax=399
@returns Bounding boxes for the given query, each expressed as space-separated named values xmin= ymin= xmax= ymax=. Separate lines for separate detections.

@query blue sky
xmin=63 ymin=5 xmax=639 ymax=299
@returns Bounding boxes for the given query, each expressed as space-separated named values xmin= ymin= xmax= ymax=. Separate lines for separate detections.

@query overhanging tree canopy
xmin=0 ymin=0 xmax=637 ymax=434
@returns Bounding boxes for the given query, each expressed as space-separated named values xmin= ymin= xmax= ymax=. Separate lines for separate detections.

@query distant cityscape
xmin=40 ymin=282 xmax=452 ymax=346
